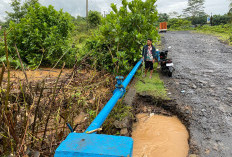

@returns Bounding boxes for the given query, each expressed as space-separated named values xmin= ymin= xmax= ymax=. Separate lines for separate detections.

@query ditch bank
xmin=121 ymin=77 xmax=198 ymax=157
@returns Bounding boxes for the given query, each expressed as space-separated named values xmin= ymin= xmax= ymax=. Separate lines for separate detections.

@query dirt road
xmin=162 ymin=31 xmax=232 ymax=157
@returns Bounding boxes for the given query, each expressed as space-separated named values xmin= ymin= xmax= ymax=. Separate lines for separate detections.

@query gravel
xmin=162 ymin=31 xmax=232 ymax=157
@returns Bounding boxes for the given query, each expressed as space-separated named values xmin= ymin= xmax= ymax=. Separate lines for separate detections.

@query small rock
xmin=114 ymin=118 xmax=130 ymax=129
xmin=227 ymin=87 xmax=232 ymax=92
xmin=32 ymin=151 xmax=40 ymax=157
xmin=192 ymin=84 xmax=197 ymax=89
xmin=201 ymin=109 xmax=206 ymax=112
xmin=120 ymin=128 xmax=128 ymax=136
xmin=189 ymin=154 xmax=197 ymax=157
xmin=199 ymin=80 xmax=208 ymax=84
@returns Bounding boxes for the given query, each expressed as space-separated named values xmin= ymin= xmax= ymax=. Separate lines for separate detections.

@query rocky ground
xmin=161 ymin=31 xmax=232 ymax=157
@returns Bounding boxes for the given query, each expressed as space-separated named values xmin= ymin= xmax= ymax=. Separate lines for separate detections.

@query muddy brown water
xmin=132 ymin=113 xmax=189 ymax=157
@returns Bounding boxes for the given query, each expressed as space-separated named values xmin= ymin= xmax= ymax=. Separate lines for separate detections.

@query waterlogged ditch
xmin=128 ymin=94 xmax=194 ymax=157
xmin=122 ymin=74 xmax=198 ymax=157
xmin=132 ymin=114 xmax=189 ymax=157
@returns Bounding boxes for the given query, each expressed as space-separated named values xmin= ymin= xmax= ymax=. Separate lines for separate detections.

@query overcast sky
xmin=0 ymin=0 xmax=231 ymax=21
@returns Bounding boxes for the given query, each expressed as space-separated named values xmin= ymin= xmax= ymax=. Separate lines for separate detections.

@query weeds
xmin=135 ymin=63 xmax=169 ymax=100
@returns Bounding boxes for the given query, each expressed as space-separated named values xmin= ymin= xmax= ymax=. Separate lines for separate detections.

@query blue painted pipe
xmin=85 ymin=58 xmax=143 ymax=133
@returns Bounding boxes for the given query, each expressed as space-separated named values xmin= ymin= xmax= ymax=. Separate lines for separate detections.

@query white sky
xmin=0 ymin=0 xmax=231 ymax=21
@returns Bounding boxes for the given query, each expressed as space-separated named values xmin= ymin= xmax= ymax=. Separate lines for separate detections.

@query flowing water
xmin=132 ymin=113 xmax=189 ymax=157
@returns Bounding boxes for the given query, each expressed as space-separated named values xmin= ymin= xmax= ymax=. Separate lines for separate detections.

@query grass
xmin=135 ymin=63 xmax=169 ymax=100
xmin=194 ymin=29 xmax=232 ymax=45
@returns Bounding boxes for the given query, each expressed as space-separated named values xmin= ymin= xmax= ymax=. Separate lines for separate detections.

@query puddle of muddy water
xmin=132 ymin=113 xmax=189 ymax=157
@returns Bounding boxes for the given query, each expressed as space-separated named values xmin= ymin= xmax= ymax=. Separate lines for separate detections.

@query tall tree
xmin=5 ymin=0 xmax=39 ymax=23
xmin=5 ymin=0 xmax=24 ymax=23
xmin=183 ymin=0 xmax=205 ymax=18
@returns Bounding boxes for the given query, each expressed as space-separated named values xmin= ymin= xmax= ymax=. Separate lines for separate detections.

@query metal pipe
xmin=85 ymin=58 xmax=143 ymax=133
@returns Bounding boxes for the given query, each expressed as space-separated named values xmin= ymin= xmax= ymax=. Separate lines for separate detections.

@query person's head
xmin=147 ymin=38 xmax=152 ymax=46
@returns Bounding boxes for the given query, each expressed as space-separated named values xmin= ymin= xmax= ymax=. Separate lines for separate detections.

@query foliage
xmin=6 ymin=0 xmax=39 ymax=24
xmin=6 ymin=3 xmax=75 ymax=68
xmin=5 ymin=0 xmax=24 ymax=23
xmin=212 ymin=14 xmax=230 ymax=25
xmin=158 ymin=13 xmax=169 ymax=22
xmin=87 ymin=11 xmax=102 ymax=28
xmin=183 ymin=0 xmax=205 ymax=18
xmin=135 ymin=63 xmax=169 ymax=100
xmin=0 ymin=56 xmax=23 ymax=69
xmin=168 ymin=18 xmax=193 ymax=30
xmin=196 ymin=24 xmax=232 ymax=44
xmin=87 ymin=0 xmax=159 ymax=75
xmin=188 ymin=13 xmax=207 ymax=26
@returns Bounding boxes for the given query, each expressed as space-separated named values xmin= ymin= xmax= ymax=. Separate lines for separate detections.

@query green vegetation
xmin=168 ymin=18 xmax=193 ymax=30
xmin=87 ymin=11 xmax=102 ymax=28
xmin=135 ymin=63 xmax=169 ymax=100
xmin=195 ymin=24 xmax=232 ymax=45
xmin=7 ymin=3 xmax=74 ymax=68
xmin=86 ymin=0 xmax=159 ymax=75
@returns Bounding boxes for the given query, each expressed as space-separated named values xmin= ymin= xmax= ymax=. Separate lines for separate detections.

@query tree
xmin=183 ymin=0 xmax=205 ymax=25
xmin=158 ymin=13 xmax=169 ymax=22
xmin=168 ymin=11 xmax=181 ymax=18
xmin=187 ymin=12 xmax=207 ymax=26
xmin=183 ymin=0 xmax=205 ymax=17
xmin=211 ymin=14 xmax=230 ymax=25
xmin=87 ymin=11 xmax=102 ymax=28
xmin=5 ymin=0 xmax=24 ymax=23
xmin=229 ymin=1 xmax=232 ymax=22
xmin=6 ymin=3 xmax=74 ymax=68
xmin=87 ymin=0 xmax=159 ymax=74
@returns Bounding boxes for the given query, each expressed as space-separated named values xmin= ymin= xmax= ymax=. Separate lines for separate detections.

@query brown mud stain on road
xmin=132 ymin=113 xmax=189 ymax=157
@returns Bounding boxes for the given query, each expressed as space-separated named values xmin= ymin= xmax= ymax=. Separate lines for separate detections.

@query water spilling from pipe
xmin=132 ymin=113 xmax=189 ymax=157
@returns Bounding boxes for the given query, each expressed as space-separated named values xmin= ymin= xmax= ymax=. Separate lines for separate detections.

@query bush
xmin=168 ymin=18 xmax=192 ymax=30
xmin=87 ymin=0 xmax=159 ymax=75
xmin=212 ymin=14 xmax=230 ymax=26
xmin=87 ymin=11 xmax=102 ymax=28
xmin=5 ymin=3 xmax=75 ymax=68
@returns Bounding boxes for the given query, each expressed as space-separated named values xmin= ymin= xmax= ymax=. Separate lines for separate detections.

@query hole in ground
xmin=129 ymin=94 xmax=199 ymax=156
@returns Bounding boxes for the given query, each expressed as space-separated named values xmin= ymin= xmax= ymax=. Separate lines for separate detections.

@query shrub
xmin=168 ymin=18 xmax=192 ymax=30
xmin=87 ymin=11 xmax=102 ymax=28
xmin=87 ymin=0 xmax=159 ymax=75
xmin=5 ymin=3 xmax=75 ymax=68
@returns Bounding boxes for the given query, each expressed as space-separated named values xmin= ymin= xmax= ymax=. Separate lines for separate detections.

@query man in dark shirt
xmin=142 ymin=38 xmax=157 ymax=79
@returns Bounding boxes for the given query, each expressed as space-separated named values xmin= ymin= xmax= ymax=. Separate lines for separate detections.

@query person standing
xmin=142 ymin=38 xmax=157 ymax=79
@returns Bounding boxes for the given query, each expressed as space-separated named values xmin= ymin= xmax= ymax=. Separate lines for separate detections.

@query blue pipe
xmin=85 ymin=58 xmax=143 ymax=133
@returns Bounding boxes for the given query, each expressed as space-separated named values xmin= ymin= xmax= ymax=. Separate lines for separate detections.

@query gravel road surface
xmin=162 ymin=31 xmax=232 ymax=157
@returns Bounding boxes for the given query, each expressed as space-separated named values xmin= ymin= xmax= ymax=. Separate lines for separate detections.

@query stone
xmin=32 ymin=151 xmax=40 ymax=157
xmin=114 ymin=118 xmax=130 ymax=129
xmin=74 ymin=112 xmax=87 ymax=124
xmin=227 ymin=87 xmax=232 ymax=92
xmin=189 ymin=154 xmax=198 ymax=157
xmin=192 ymin=84 xmax=197 ymax=89
xmin=201 ymin=109 xmax=206 ymax=112
xmin=120 ymin=128 xmax=128 ymax=136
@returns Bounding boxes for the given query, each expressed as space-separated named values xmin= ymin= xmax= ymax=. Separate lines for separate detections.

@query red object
xmin=159 ymin=22 xmax=167 ymax=32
